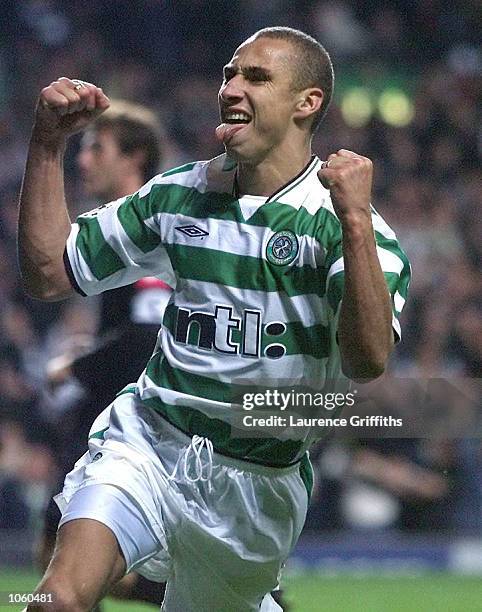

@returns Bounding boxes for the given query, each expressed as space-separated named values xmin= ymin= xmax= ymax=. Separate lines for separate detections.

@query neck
xmin=236 ymin=143 xmax=312 ymax=197
xmin=105 ymin=172 xmax=144 ymax=201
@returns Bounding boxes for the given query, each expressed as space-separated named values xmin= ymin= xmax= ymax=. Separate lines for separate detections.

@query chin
xmin=224 ymin=146 xmax=244 ymax=162
xmin=225 ymin=143 xmax=262 ymax=165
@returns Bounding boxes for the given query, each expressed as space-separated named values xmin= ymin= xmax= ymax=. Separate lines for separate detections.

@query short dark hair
xmin=253 ymin=27 xmax=334 ymax=133
xmin=91 ymin=100 xmax=163 ymax=181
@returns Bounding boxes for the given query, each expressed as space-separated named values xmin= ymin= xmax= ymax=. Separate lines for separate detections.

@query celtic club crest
xmin=266 ymin=230 xmax=299 ymax=265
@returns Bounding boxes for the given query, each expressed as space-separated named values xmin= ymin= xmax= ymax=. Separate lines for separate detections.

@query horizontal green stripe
xmin=325 ymin=231 xmax=410 ymax=271
xmin=142 ymin=395 xmax=304 ymax=466
xmin=131 ymin=182 xmax=343 ymax=247
xmin=161 ymin=162 xmax=196 ymax=177
xmin=374 ymin=232 xmax=411 ymax=270
xmin=138 ymin=184 xmax=244 ymax=223
xmin=327 ymin=271 xmax=401 ymax=311
xmin=163 ymin=304 xmax=330 ymax=359
xmin=249 ymin=201 xmax=341 ymax=243
xmin=146 ymin=353 xmax=233 ymax=402
xmin=164 ymin=244 xmax=326 ymax=297
xmin=76 ymin=216 xmax=125 ymax=280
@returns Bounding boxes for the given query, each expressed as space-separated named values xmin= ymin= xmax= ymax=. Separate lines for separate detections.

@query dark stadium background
xmin=0 ymin=1 xmax=480 ymax=610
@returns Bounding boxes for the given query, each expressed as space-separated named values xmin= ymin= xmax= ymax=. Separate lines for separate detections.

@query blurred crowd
xmin=0 ymin=1 xmax=480 ymax=534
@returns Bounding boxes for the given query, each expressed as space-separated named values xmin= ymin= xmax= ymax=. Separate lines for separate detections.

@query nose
xmin=219 ymin=75 xmax=244 ymax=104
xmin=77 ymin=147 xmax=91 ymax=171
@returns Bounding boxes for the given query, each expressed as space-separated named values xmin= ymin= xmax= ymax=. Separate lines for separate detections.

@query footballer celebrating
xmin=18 ymin=27 xmax=410 ymax=611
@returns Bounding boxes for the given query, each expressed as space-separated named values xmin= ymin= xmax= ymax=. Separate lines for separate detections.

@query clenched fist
xmin=318 ymin=149 xmax=373 ymax=221
xmin=33 ymin=77 xmax=110 ymax=144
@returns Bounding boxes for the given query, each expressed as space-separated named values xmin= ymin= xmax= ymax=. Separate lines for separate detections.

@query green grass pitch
xmin=0 ymin=569 xmax=481 ymax=611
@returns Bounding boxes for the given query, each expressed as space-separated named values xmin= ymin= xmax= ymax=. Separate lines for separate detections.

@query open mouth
xmin=216 ymin=111 xmax=252 ymax=145
xmin=222 ymin=111 xmax=252 ymax=125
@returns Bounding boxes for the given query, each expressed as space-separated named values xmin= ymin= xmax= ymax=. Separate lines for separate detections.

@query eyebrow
xmin=223 ymin=64 xmax=272 ymax=81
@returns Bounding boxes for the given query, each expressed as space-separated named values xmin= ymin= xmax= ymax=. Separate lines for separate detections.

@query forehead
xmin=229 ymin=36 xmax=294 ymax=74
xmin=81 ymin=128 xmax=117 ymax=150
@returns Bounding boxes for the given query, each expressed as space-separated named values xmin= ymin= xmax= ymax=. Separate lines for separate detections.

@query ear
xmin=294 ymin=87 xmax=323 ymax=123
xmin=125 ymin=148 xmax=147 ymax=171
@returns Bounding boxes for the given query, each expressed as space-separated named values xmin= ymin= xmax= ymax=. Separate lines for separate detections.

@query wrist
xmin=30 ymin=126 xmax=67 ymax=153
xmin=340 ymin=210 xmax=373 ymax=241
xmin=338 ymin=208 xmax=371 ymax=226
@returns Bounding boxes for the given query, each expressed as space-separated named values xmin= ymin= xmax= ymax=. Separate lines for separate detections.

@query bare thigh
xmin=28 ymin=519 xmax=126 ymax=611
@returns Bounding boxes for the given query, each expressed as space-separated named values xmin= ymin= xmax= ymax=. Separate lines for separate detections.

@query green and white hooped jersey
xmin=66 ymin=154 xmax=411 ymax=466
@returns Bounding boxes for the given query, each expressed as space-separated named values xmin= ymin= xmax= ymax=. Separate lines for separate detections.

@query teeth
xmin=225 ymin=112 xmax=250 ymax=122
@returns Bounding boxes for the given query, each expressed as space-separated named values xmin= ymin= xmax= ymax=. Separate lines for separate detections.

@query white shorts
xmin=55 ymin=391 xmax=310 ymax=612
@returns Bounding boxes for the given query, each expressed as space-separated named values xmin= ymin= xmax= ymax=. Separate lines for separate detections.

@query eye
xmin=223 ymin=67 xmax=236 ymax=82
xmin=244 ymin=68 xmax=270 ymax=83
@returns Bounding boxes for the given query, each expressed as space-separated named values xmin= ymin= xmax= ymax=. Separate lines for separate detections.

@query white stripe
xmin=326 ymin=257 xmax=345 ymax=282
xmin=66 ymin=224 xmax=94 ymax=292
xmin=67 ymin=221 xmax=175 ymax=296
xmin=394 ymin=291 xmax=406 ymax=313
xmin=327 ymin=247 xmax=404 ymax=283
xmin=75 ymin=196 xmax=149 ymax=270
xmin=173 ymin=279 xmax=330 ymax=327
xmin=87 ymin=201 xmax=176 ymax=288
xmin=296 ymin=168 xmax=334 ymax=216
xmin=94 ymin=199 xmax=144 ymax=262
xmin=375 ymin=247 xmax=405 ymax=275
xmin=271 ymin=157 xmax=319 ymax=202
xmin=392 ymin=314 xmax=402 ymax=341
xmin=371 ymin=212 xmax=397 ymax=240
xmin=160 ymin=327 xmax=327 ymax=384
xmin=300 ymin=170 xmax=398 ymax=243
xmin=138 ymin=162 xmax=207 ymax=199
xmin=140 ymin=374 xmax=235 ymax=417
xmin=147 ymin=211 xmax=325 ymax=269
xmin=66 ymin=224 xmax=142 ymax=296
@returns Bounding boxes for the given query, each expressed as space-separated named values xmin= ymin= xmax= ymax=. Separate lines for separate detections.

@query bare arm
xmin=319 ymin=150 xmax=393 ymax=380
xmin=18 ymin=77 xmax=110 ymax=300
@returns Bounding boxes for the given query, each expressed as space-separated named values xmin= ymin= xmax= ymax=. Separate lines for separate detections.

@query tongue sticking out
xmin=215 ymin=122 xmax=246 ymax=144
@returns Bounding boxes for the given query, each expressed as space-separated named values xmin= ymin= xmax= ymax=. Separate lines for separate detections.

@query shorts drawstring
xmin=168 ymin=435 xmax=214 ymax=491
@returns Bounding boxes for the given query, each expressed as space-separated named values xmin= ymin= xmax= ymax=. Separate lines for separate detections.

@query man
xmin=38 ymin=101 xmax=170 ymax=609
xmin=18 ymin=27 xmax=410 ymax=611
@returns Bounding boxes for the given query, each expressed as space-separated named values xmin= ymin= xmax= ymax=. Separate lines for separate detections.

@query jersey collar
xmin=232 ymin=155 xmax=319 ymax=203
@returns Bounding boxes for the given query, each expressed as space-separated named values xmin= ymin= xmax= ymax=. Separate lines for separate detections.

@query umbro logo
xmin=175 ymin=224 xmax=209 ymax=238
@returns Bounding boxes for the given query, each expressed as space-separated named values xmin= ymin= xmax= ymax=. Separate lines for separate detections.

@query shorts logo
xmin=266 ymin=230 xmax=299 ymax=265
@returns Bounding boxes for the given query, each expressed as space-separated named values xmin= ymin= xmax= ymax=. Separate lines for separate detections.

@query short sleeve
xmin=65 ymin=177 xmax=176 ymax=296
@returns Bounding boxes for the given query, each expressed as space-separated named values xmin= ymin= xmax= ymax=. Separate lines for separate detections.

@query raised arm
xmin=18 ymin=78 xmax=110 ymax=301
xmin=319 ymin=149 xmax=394 ymax=381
